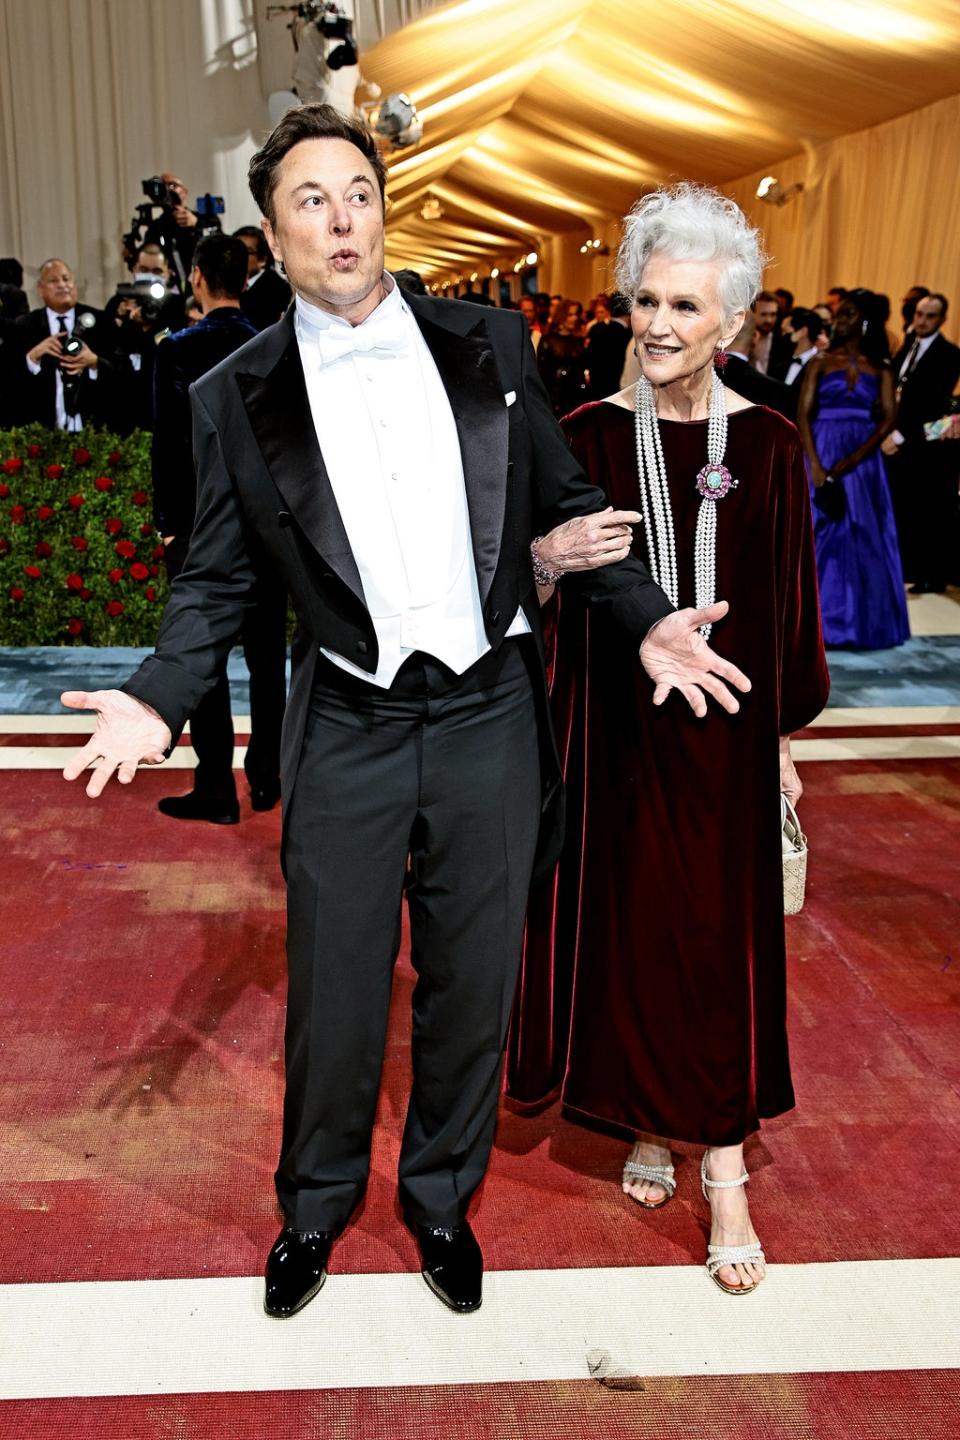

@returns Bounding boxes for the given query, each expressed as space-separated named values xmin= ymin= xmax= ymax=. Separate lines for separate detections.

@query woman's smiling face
xmin=631 ymin=254 xmax=743 ymax=385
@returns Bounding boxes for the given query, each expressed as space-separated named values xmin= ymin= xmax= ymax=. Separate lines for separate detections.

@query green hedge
xmin=0 ymin=425 xmax=169 ymax=645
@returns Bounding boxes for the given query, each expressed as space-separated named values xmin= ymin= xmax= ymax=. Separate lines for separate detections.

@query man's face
xmin=753 ymin=299 xmax=778 ymax=336
xmin=161 ymin=173 xmax=189 ymax=205
xmin=782 ymin=318 xmax=809 ymax=353
xmin=238 ymin=234 xmax=264 ymax=279
xmin=912 ymin=297 xmax=945 ymax=339
xmin=135 ymin=250 xmax=169 ymax=280
xmin=262 ymin=138 xmax=385 ymax=318
xmin=38 ymin=261 xmax=78 ymax=314
xmin=827 ymin=291 xmax=845 ymax=316
xmin=519 ymin=297 xmax=536 ymax=329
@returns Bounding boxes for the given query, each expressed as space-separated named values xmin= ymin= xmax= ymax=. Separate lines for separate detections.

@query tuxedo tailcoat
xmin=123 ymin=295 xmax=673 ymax=1228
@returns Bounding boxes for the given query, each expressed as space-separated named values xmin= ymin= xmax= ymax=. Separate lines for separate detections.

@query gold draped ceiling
xmin=363 ymin=0 xmax=960 ymax=297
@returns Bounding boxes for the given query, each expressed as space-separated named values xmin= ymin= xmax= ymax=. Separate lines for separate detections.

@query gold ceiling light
xmin=420 ymin=195 xmax=444 ymax=220
xmin=755 ymin=176 xmax=804 ymax=206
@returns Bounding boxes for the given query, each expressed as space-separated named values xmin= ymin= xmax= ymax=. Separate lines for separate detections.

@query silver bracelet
xmin=531 ymin=537 xmax=563 ymax=586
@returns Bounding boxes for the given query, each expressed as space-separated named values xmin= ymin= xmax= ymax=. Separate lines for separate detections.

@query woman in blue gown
xmin=797 ymin=289 xmax=910 ymax=649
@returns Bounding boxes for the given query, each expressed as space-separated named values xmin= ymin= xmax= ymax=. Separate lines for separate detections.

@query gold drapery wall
xmin=725 ymin=92 xmax=960 ymax=334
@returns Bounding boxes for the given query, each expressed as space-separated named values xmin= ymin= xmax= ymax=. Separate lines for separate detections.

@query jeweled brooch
xmin=695 ymin=463 xmax=739 ymax=500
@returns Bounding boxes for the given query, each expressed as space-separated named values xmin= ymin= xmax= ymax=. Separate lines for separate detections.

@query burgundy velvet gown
xmin=507 ymin=400 xmax=830 ymax=1146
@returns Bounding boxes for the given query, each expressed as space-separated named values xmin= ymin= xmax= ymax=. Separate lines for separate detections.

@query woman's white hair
xmin=616 ymin=183 xmax=767 ymax=322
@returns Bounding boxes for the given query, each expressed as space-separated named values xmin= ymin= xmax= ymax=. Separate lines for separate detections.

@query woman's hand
xmin=535 ymin=507 xmax=640 ymax=573
xmin=810 ymin=461 xmax=827 ymax=489
xmin=779 ymin=737 xmax=802 ymax=806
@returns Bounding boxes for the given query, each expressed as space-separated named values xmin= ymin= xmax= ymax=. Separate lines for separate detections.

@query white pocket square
xmin=504 ymin=390 xmax=516 ymax=407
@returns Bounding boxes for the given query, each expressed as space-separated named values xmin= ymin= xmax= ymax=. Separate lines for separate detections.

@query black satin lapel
xmin=414 ymin=314 xmax=508 ymax=605
xmin=236 ymin=339 xmax=364 ymax=606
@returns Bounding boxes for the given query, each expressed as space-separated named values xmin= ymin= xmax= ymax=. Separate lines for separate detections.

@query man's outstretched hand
xmin=61 ymin=690 xmax=172 ymax=797
xmin=639 ymin=602 xmax=751 ymax=717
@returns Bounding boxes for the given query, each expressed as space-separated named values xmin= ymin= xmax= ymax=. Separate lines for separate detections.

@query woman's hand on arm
xmin=534 ymin=507 xmax=640 ymax=574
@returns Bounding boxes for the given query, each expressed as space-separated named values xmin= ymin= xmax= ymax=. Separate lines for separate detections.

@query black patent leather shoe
xmin=411 ymin=1220 xmax=483 ymax=1313
xmin=263 ymin=1226 xmax=336 ymax=1318
xmin=157 ymin=791 xmax=240 ymax=825
xmin=249 ymin=784 xmax=281 ymax=812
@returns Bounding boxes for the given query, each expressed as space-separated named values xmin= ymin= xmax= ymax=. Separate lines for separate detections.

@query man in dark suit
xmin=152 ymin=233 xmax=286 ymax=823
xmin=62 ymin=105 xmax=749 ymax=1320
xmin=720 ymin=311 xmax=796 ymax=419
xmin=235 ymin=225 xmax=291 ymax=331
xmin=882 ymin=293 xmax=960 ymax=590
xmin=780 ymin=307 xmax=824 ymax=392
xmin=12 ymin=259 xmax=120 ymax=429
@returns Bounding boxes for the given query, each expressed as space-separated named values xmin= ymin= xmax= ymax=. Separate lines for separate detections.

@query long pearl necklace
xmin=633 ymin=369 xmax=738 ymax=639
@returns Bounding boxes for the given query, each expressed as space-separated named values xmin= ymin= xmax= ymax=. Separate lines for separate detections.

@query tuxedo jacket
xmin=719 ymin=356 xmax=797 ymax=421
xmin=891 ymin=332 xmax=960 ymax=447
xmin=11 ymin=305 xmax=120 ymax=428
xmin=240 ymin=268 xmax=292 ymax=333
xmin=123 ymin=296 xmax=674 ymax=871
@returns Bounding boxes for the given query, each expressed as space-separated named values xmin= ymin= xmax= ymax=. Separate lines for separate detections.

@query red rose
xmin=9 ymin=505 xmax=26 ymax=525
xmin=0 ymin=538 xmax=9 ymax=555
xmin=68 ymin=494 xmax=85 ymax=510
xmin=115 ymin=539 xmax=137 ymax=559
xmin=0 ymin=484 xmax=8 ymax=498
xmin=2 ymin=457 xmax=23 ymax=475
xmin=108 ymin=450 xmax=121 ymax=464
xmin=105 ymin=518 xmax=123 ymax=535
xmin=73 ymin=448 xmax=92 ymax=465
xmin=152 ymin=543 xmax=166 ymax=560
xmin=80 ymin=587 xmax=92 ymax=601
xmin=149 ymin=564 xmax=159 ymax=577
xmin=27 ymin=444 xmax=43 ymax=459
xmin=105 ymin=599 xmax=124 ymax=617
xmin=140 ymin=523 xmax=153 ymax=536
xmin=46 ymin=464 xmax=64 ymax=480
xmin=67 ymin=618 xmax=84 ymax=636
xmin=108 ymin=567 xmax=124 ymax=584
xmin=66 ymin=573 xmax=84 ymax=591
xmin=35 ymin=542 xmax=53 ymax=558
xmin=70 ymin=536 xmax=89 ymax=551
xmin=9 ymin=586 xmax=25 ymax=601
xmin=23 ymin=564 xmax=42 ymax=579
xmin=132 ymin=490 xmax=148 ymax=506
xmin=144 ymin=586 xmax=157 ymax=601
xmin=94 ymin=475 xmax=113 ymax=492
xmin=37 ymin=505 xmax=55 ymax=521
xmin=130 ymin=562 xmax=150 ymax=581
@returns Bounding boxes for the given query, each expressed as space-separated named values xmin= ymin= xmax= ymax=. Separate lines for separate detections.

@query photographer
xmin=107 ymin=243 xmax=187 ymax=430
xmin=143 ymin=171 xmax=222 ymax=286
xmin=13 ymin=258 xmax=120 ymax=430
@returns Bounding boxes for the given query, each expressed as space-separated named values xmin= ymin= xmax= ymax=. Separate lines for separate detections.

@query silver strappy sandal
xmin=700 ymin=1155 xmax=766 ymax=1294
xmin=622 ymin=1149 xmax=676 ymax=1210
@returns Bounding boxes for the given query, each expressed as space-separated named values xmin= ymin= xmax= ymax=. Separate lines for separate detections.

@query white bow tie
xmin=314 ymin=320 xmax=408 ymax=368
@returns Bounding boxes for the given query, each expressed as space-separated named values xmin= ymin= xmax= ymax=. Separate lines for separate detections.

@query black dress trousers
xmin=277 ymin=637 xmax=541 ymax=1231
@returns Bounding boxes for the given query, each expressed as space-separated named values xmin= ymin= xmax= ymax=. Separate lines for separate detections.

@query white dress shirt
xmin=785 ymin=346 xmax=818 ymax=385
xmin=25 ymin=306 xmax=97 ymax=431
xmin=295 ymin=273 xmax=528 ymax=688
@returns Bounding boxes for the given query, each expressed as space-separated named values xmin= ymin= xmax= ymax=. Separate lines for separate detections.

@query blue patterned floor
xmin=1 ymin=636 xmax=958 ymax=714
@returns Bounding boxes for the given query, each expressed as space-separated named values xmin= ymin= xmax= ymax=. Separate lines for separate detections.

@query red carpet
xmin=5 ymin=1371 xmax=959 ymax=1440
xmin=2 ymin=760 xmax=959 ymax=1286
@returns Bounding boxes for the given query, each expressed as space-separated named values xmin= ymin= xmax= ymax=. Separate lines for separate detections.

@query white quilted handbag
xmin=781 ymin=794 xmax=808 ymax=916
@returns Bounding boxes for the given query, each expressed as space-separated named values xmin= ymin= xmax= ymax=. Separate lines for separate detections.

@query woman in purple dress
xmin=797 ymin=289 xmax=910 ymax=649
xmin=510 ymin=185 xmax=829 ymax=1294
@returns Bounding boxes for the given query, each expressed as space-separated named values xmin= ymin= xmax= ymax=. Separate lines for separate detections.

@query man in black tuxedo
xmin=12 ymin=259 xmax=120 ymax=429
xmin=720 ymin=311 xmax=796 ymax=419
xmin=780 ymin=307 xmax=824 ymax=392
xmin=235 ymin=226 xmax=292 ymax=331
xmin=882 ymin=293 xmax=960 ymax=590
xmin=62 ymin=105 xmax=749 ymax=1319
xmin=152 ymin=233 xmax=286 ymax=824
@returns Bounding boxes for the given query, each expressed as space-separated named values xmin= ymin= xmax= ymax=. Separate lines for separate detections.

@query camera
xmin=114 ymin=278 xmax=170 ymax=325
xmin=142 ymin=175 xmax=181 ymax=209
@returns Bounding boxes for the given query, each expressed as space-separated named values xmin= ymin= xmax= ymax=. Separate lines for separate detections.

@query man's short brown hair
xmin=248 ymin=103 xmax=387 ymax=226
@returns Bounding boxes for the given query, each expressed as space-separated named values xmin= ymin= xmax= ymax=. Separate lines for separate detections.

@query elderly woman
xmin=508 ymin=184 xmax=829 ymax=1293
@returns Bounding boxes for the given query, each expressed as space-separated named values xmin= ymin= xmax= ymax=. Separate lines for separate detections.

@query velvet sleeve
xmin=776 ymin=430 xmax=830 ymax=735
